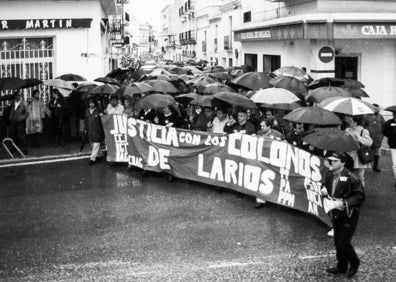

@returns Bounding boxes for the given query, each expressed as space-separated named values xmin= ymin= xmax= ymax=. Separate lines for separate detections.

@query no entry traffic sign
xmin=318 ymin=46 xmax=334 ymax=63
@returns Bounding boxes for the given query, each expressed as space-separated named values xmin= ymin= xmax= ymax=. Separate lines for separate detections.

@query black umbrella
xmin=94 ymin=77 xmax=120 ymax=85
xmin=56 ymin=73 xmax=87 ymax=81
xmin=229 ymin=72 xmax=271 ymax=90
xmin=0 ymin=77 xmax=26 ymax=90
xmin=175 ymin=93 xmax=201 ymax=104
xmin=212 ymin=92 xmax=257 ymax=110
xmin=134 ymin=94 xmax=176 ymax=111
xmin=22 ymin=78 xmax=43 ymax=88
xmin=302 ymin=127 xmax=360 ymax=152
xmin=305 ymin=86 xmax=352 ymax=103
xmin=385 ymin=105 xmax=396 ymax=112
xmin=269 ymin=76 xmax=307 ymax=95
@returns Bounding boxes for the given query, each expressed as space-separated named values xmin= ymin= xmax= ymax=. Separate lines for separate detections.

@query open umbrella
xmin=385 ymin=105 xmax=396 ymax=112
xmin=305 ymin=86 xmax=352 ymax=103
xmin=341 ymin=86 xmax=369 ymax=98
xmin=200 ymin=83 xmax=235 ymax=95
xmin=106 ymin=68 xmax=129 ymax=78
xmin=190 ymin=95 xmax=213 ymax=108
xmin=115 ymin=82 xmax=154 ymax=97
xmin=229 ymin=72 xmax=271 ymax=90
xmin=0 ymin=77 xmax=27 ymax=90
xmin=144 ymin=80 xmax=179 ymax=94
xmin=94 ymin=77 xmax=120 ymax=85
xmin=175 ymin=93 xmax=201 ymax=104
xmin=189 ymin=75 xmax=216 ymax=87
xmin=302 ymin=127 xmax=360 ymax=152
xmin=204 ymin=66 xmax=226 ymax=73
xmin=209 ymin=72 xmax=233 ymax=81
xmin=44 ymin=79 xmax=75 ymax=90
xmin=271 ymin=66 xmax=313 ymax=83
xmin=307 ymin=77 xmax=345 ymax=90
xmin=212 ymin=92 xmax=257 ymax=109
xmin=56 ymin=73 xmax=87 ymax=81
xmin=261 ymin=102 xmax=302 ymax=111
xmin=269 ymin=76 xmax=307 ymax=95
xmin=250 ymin=88 xmax=300 ymax=105
xmin=183 ymin=66 xmax=203 ymax=76
xmin=319 ymin=97 xmax=376 ymax=116
xmin=169 ymin=67 xmax=192 ymax=75
xmin=22 ymin=78 xmax=43 ymax=88
xmin=134 ymin=94 xmax=176 ymax=111
xmin=283 ymin=106 xmax=342 ymax=125
xmin=75 ymin=82 xmax=98 ymax=93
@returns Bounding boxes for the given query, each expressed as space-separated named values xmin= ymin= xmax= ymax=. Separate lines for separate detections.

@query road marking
xmin=0 ymin=155 xmax=90 ymax=168
xmin=299 ymin=253 xmax=335 ymax=259
xmin=208 ymin=261 xmax=263 ymax=269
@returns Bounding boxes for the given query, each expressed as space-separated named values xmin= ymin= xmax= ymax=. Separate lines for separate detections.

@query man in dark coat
xmin=224 ymin=108 xmax=256 ymax=135
xmin=383 ymin=111 xmax=396 ymax=186
xmin=8 ymin=90 xmax=29 ymax=154
xmin=158 ymin=106 xmax=185 ymax=128
xmin=321 ymin=152 xmax=365 ymax=278
xmin=84 ymin=98 xmax=104 ymax=165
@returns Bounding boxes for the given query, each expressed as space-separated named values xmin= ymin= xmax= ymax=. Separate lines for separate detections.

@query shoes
xmin=327 ymin=229 xmax=334 ymax=237
xmin=373 ymin=167 xmax=381 ymax=172
xmin=88 ymin=160 xmax=95 ymax=166
xmin=255 ymin=202 xmax=266 ymax=209
xmin=345 ymin=260 xmax=360 ymax=278
xmin=326 ymin=267 xmax=347 ymax=274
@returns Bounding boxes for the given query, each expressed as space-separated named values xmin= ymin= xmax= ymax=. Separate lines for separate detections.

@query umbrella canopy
xmin=44 ymin=79 xmax=75 ymax=90
xmin=183 ymin=66 xmax=203 ymax=76
xmin=169 ymin=67 xmax=192 ymax=75
xmin=200 ymin=83 xmax=235 ymax=95
xmin=341 ymin=86 xmax=369 ymax=98
xmin=94 ymin=77 xmax=120 ymax=85
xmin=229 ymin=72 xmax=271 ymax=90
xmin=342 ymin=79 xmax=365 ymax=89
xmin=189 ymin=75 xmax=217 ymax=87
xmin=190 ymin=95 xmax=213 ymax=108
xmin=75 ymin=82 xmax=98 ymax=93
xmin=88 ymin=84 xmax=119 ymax=95
xmin=319 ymin=97 xmax=376 ymax=116
xmin=283 ymin=106 xmax=342 ymax=125
xmin=209 ymin=72 xmax=233 ymax=81
xmin=115 ymin=82 xmax=154 ymax=96
xmin=175 ymin=93 xmax=202 ymax=104
xmin=204 ymin=66 xmax=226 ymax=73
xmin=271 ymin=66 xmax=313 ymax=83
xmin=22 ymin=78 xmax=43 ymax=88
xmin=106 ymin=68 xmax=129 ymax=78
xmin=307 ymin=77 xmax=345 ymax=90
xmin=212 ymin=92 xmax=257 ymax=109
xmin=261 ymin=102 xmax=302 ymax=111
xmin=305 ymin=86 xmax=352 ymax=103
xmin=134 ymin=94 xmax=176 ymax=111
xmin=385 ymin=105 xmax=396 ymax=112
xmin=55 ymin=73 xmax=87 ymax=81
xmin=302 ymin=127 xmax=360 ymax=152
xmin=0 ymin=77 xmax=27 ymax=90
xmin=144 ymin=80 xmax=179 ymax=94
xmin=269 ymin=76 xmax=307 ymax=95
xmin=250 ymin=88 xmax=300 ymax=105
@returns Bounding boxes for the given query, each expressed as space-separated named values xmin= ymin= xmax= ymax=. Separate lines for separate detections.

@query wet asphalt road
xmin=0 ymin=156 xmax=395 ymax=281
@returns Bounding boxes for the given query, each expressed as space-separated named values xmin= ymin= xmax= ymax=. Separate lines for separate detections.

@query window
xmin=263 ymin=55 xmax=281 ymax=74
xmin=243 ymin=11 xmax=251 ymax=23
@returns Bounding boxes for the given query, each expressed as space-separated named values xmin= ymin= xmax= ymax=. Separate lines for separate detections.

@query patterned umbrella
xmin=55 ymin=73 xmax=87 ymax=81
xmin=305 ymin=86 xmax=352 ymax=103
xmin=319 ymin=97 xmax=376 ymax=116
xmin=229 ymin=72 xmax=271 ymax=90
xmin=283 ymin=106 xmax=342 ymax=125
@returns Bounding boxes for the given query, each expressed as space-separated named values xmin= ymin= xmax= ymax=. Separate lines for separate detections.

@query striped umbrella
xmin=319 ymin=97 xmax=376 ymax=116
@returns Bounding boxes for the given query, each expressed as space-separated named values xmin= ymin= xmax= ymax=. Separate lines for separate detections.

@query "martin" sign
xmin=0 ymin=18 xmax=92 ymax=30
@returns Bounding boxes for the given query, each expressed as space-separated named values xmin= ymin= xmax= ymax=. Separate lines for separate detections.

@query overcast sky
xmin=126 ymin=0 xmax=171 ymax=28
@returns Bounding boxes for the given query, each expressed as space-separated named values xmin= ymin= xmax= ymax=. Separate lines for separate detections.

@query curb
xmin=0 ymin=152 xmax=91 ymax=167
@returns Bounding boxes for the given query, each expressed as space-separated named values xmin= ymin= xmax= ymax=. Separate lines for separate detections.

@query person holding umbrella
xmin=321 ymin=152 xmax=365 ymax=278
xmin=344 ymin=115 xmax=373 ymax=187
xmin=364 ymin=104 xmax=385 ymax=172
xmin=8 ymin=90 xmax=29 ymax=154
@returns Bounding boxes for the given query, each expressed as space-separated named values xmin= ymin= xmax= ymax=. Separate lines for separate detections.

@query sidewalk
xmin=0 ymin=137 xmax=91 ymax=166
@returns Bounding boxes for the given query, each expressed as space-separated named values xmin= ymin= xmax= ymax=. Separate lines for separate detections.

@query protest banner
xmin=102 ymin=115 xmax=331 ymax=226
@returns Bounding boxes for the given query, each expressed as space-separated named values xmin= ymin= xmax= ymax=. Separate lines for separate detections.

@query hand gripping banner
xmin=103 ymin=115 xmax=331 ymax=226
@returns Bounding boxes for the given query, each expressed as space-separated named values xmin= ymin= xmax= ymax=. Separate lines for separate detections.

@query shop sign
xmin=0 ymin=18 xmax=92 ymax=30
xmin=334 ymin=23 xmax=396 ymax=38
xmin=235 ymin=24 xmax=304 ymax=41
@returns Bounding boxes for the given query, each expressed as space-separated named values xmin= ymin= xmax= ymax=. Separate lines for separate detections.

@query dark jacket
xmin=224 ymin=121 xmax=256 ymax=135
xmin=158 ymin=113 xmax=185 ymax=129
xmin=138 ymin=109 xmax=157 ymax=123
xmin=84 ymin=108 xmax=104 ymax=143
xmin=383 ymin=118 xmax=396 ymax=148
xmin=9 ymin=100 xmax=28 ymax=123
xmin=322 ymin=168 xmax=365 ymax=217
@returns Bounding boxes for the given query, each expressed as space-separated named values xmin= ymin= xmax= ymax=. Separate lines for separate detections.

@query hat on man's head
xmin=327 ymin=152 xmax=347 ymax=163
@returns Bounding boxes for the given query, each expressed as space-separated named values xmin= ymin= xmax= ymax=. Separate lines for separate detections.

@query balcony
xmin=180 ymin=0 xmax=194 ymax=16
xmin=179 ymin=30 xmax=196 ymax=45
xmin=224 ymin=36 xmax=232 ymax=50
xmin=110 ymin=20 xmax=121 ymax=32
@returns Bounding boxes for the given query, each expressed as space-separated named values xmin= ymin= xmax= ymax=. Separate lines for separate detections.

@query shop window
xmin=229 ymin=58 xmax=233 ymax=67
xmin=243 ymin=11 xmax=251 ymax=23
xmin=263 ymin=54 xmax=281 ymax=74
xmin=335 ymin=56 xmax=358 ymax=80
xmin=244 ymin=53 xmax=257 ymax=72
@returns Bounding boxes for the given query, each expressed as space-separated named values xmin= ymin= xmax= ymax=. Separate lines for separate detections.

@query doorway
xmin=335 ymin=56 xmax=358 ymax=80
xmin=244 ymin=53 xmax=257 ymax=72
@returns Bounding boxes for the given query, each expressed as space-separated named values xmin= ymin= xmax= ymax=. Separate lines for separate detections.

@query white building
xmin=160 ymin=3 xmax=179 ymax=61
xmin=233 ymin=0 xmax=396 ymax=107
xmin=0 ymin=0 xmax=117 ymax=84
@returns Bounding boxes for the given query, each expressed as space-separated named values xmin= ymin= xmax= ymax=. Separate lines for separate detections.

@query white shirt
xmin=106 ymin=103 xmax=124 ymax=115
xmin=14 ymin=100 xmax=21 ymax=110
xmin=211 ymin=116 xmax=230 ymax=134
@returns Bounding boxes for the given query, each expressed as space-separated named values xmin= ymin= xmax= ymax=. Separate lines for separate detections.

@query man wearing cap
xmin=321 ymin=152 xmax=365 ymax=278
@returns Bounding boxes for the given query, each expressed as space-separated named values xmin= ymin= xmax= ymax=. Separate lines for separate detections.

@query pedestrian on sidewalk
xmin=26 ymin=90 xmax=45 ymax=147
xmin=383 ymin=111 xmax=396 ymax=187
xmin=364 ymin=104 xmax=385 ymax=172
xmin=8 ymin=90 xmax=29 ymax=154
xmin=321 ymin=152 xmax=365 ymax=279
xmin=84 ymin=98 xmax=104 ymax=165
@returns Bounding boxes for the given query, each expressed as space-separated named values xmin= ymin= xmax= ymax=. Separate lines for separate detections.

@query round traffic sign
xmin=318 ymin=46 xmax=334 ymax=63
